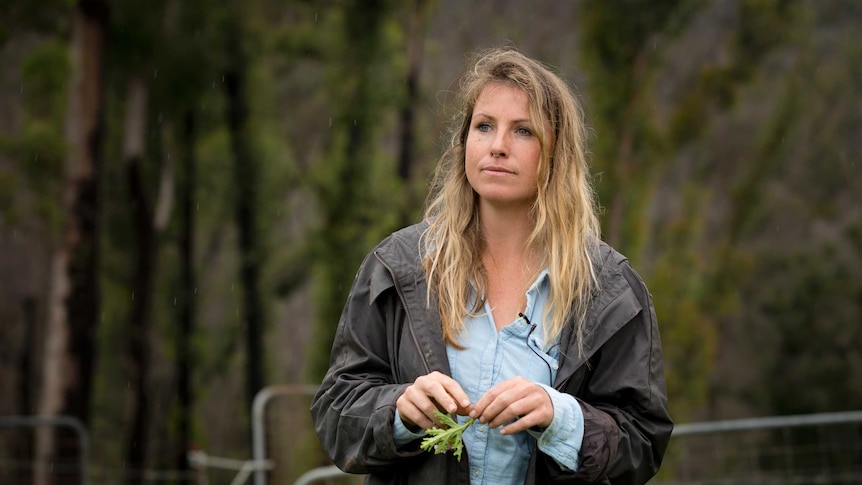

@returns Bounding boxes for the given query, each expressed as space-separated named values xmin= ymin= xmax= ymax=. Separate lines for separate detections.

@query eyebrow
xmin=472 ymin=112 xmax=532 ymax=124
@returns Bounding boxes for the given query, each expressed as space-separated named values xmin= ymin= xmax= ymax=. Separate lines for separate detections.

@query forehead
xmin=473 ymin=83 xmax=532 ymax=114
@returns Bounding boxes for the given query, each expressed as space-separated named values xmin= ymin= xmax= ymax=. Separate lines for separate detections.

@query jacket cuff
xmin=530 ymin=384 xmax=584 ymax=471
xmin=393 ymin=410 xmax=427 ymax=446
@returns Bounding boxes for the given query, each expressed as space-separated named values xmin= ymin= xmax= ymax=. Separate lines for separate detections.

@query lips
xmin=481 ymin=164 xmax=515 ymax=174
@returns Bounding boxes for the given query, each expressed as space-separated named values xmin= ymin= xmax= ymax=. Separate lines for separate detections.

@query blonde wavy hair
xmin=423 ymin=47 xmax=601 ymax=353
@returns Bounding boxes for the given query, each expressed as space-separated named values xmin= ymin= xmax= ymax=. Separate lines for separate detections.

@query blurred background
xmin=1 ymin=0 xmax=861 ymax=483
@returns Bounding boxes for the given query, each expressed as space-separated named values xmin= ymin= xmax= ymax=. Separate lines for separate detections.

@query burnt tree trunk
xmin=397 ymin=0 xmax=425 ymax=184
xmin=123 ymin=76 xmax=153 ymax=485
xmin=175 ymin=109 xmax=197 ymax=475
xmin=35 ymin=1 xmax=108 ymax=484
xmin=16 ymin=297 xmax=37 ymax=484
xmin=223 ymin=5 xmax=265 ymax=422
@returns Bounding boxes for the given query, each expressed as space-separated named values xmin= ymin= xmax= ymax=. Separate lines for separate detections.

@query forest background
xmin=1 ymin=0 xmax=861 ymax=483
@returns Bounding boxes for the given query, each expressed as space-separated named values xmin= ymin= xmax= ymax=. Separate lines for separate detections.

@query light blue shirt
xmin=394 ymin=270 xmax=585 ymax=484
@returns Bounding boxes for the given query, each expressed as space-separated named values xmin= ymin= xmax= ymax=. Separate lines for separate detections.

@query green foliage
xmin=21 ymin=40 xmax=68 ymax=120
xmin=646 ymin=185 xmax=729 ymax=419
xmin=0 ymin=0 xmax=71 ymax=43
xmin=737 ymin=0 xmax=798 ymax=65
xmin=577 ymin=0 xmax=828 ymax=424
xmin=0 ymin=39 xmax=68 ymax=232
xmin=668 ymin=1 xmax=800 ymax=147
xmin=580 ymin=0 xmax=687 ymax=137
xmin=420 ymin=411 xmax=475 ymax=461
xmin=307 ymin=0 xmax=406 ymax=382
xmin=756 ymin=245 xmax=862 ymax=415
xmin=1 ymin=120 xmax=65 ymax=194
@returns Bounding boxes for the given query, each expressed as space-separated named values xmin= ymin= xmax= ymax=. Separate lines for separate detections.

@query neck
xmin=479 ymin=203 xmax=537 ymax=266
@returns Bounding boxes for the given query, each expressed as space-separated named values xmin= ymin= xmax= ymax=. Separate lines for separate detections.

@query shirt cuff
xmin=393 ymin=411 xmax=427 ymax=447
xmin=530 ymin=384 xmax=584 ymax=471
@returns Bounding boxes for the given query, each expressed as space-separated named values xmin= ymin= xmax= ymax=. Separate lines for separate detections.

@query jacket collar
xmin=554 ymin=243 xmax=641 ymax=387
xmin=374 ymin=222 xmax=451 ymax=376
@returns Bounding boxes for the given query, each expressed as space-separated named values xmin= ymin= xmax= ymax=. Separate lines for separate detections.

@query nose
xmin=490 ymin=131 xmax=508 ymax=158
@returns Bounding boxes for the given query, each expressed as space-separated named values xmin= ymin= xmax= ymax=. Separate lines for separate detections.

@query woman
xmin=310 ymin=47 xmax=672 ymax=484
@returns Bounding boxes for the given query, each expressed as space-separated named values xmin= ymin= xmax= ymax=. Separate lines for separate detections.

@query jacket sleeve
xmin=541 ymin=261 xmax=673 ymax=484
xmin=309 ymin=251 xmax=422 ymax=474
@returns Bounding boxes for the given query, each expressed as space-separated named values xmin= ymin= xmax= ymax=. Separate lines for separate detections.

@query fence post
xmin=0 ymin=415 xmax=90 ymax=485
xmin=252 ymin=384 xmax=320 ymax=485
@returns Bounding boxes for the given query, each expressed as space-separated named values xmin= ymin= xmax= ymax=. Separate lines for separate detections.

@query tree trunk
xmin=123 ymin=76 xmax=152 ymax=485
xmin=175 ymin=109 xmax=197 ymax=476
xmin=35 ymin=1 xmax=107 ymax=484
xmin=396 ymin=0 xmax=426 ymax=227
xmin=223 ymin=5 xmax=265 ymax=421
xmin=17 ymin=297 xmax=37 ymax=485
xmin=397 ymin=0 xmax=425 ymax=185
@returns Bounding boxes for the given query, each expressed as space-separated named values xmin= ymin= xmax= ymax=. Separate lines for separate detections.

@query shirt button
xmin=473 ymin=470 xmax=480 ymax=477
xmin=478 ymin=425 xmax=486 ymax=432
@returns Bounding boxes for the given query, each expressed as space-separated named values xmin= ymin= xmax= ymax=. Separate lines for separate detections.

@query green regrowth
xmin=419 ymin=411 xmax=476 ymax=462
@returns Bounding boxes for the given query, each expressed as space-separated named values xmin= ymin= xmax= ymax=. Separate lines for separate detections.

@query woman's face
xmin=465 ymin=83 xmax=542 ymax=213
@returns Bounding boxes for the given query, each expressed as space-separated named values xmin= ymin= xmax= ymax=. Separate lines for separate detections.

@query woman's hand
xmin=470 ymin=376 xmax=554 ymax=435
xmin=396 ymin=371 xmax=472 ymax=430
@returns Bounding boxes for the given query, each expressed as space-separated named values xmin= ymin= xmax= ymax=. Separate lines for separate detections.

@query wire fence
xmin=2 ymin=390 xmax=860 ymax=485
xmin=0 ymin=415 xmax=90 ymax=485
xmin=650 ymin=410 xmax=862 ymax=485
xmin=249 ymin=386 xmax=862 ymax=485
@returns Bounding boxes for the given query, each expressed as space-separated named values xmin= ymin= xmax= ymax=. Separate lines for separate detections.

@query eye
xmin=516 ymin=127 xmax=532 ymax=136
xmin=476 ymin=122 xmax=491 ymax=132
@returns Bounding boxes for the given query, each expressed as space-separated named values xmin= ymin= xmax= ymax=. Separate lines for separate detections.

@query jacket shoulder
xmin=591 ymin=240 xmax=636 ymax=299
xmin=575 ymin=241 xmax=651 ymax=358
xmin=363 ymin=221 xmax=428 ymax=303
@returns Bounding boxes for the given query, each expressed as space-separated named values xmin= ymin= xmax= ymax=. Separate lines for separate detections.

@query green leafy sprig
xmin=419 ymin=411 xmax=475 ymax=461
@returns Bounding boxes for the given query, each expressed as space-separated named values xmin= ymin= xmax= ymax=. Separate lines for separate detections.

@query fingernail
xmin=448 ymin=403 xmax=456 ymax=412
xmin=462 ymin=399 xmax=470 ymax=407
xmin=469 ymin=411 xmax=477 ymax=419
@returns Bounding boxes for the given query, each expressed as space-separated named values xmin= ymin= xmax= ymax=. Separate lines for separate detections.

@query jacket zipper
xmin=374 ymin=251 xmax=432 ymax=375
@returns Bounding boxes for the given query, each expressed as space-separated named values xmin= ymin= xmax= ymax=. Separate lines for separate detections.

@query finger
xmin=438 ymin=376 xmax=472 ymax=414
xmin=398 ymin=390 xmax=450 ymax=429
xmin=396 ymin=398 xmax=434 ymax=429
xmin=485 ymin=388 xmax=525 ymax=428
xmin=474 ymin=379 xmax=553 ymax=430
xmin=499 ymin=410 xmax=543 ymax=435
xmin=470 ymin=379 xmax=518 ymax=422
xmin=422 ymin=372 xmax=471 ymax=415
xmin=498 ymin=388 xmax=554 ymax=434
xmin=398 ymin=381 xmax=445 ymax=427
